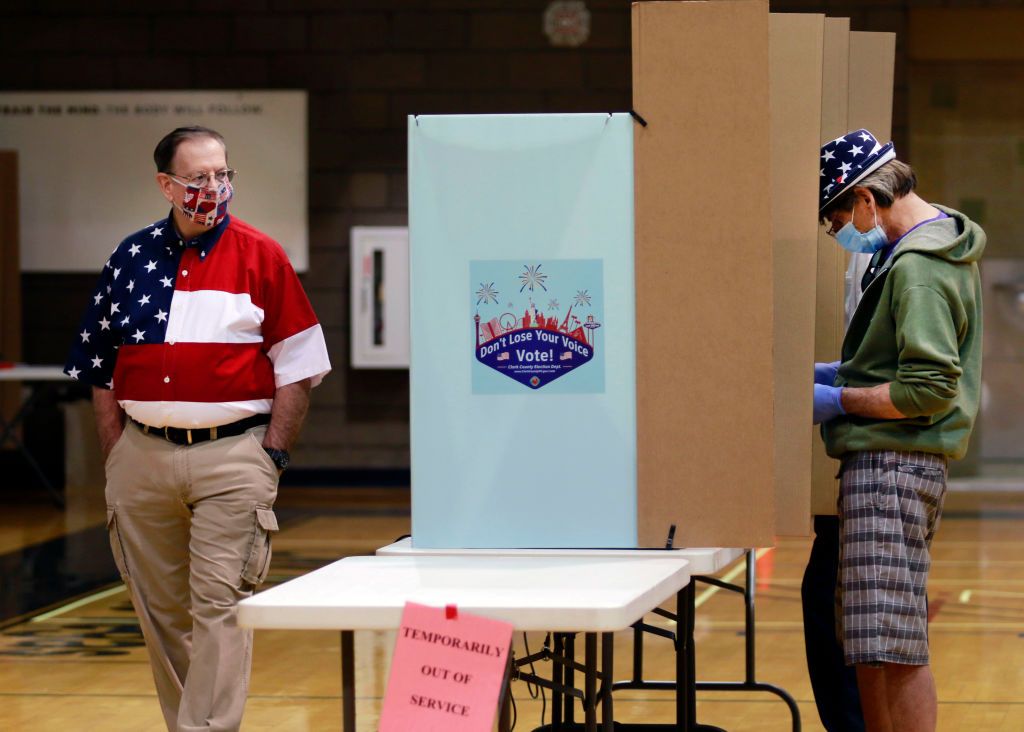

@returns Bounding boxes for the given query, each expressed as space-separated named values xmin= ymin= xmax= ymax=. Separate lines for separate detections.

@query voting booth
xmin=407 ymin=0 xmax=897 ymax=550
xmin=409 ymin=113 xmax=637 ymax=548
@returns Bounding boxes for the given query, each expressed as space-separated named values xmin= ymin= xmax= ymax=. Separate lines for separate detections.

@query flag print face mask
xmin=172 ymin=178 xmax=233 ymax=229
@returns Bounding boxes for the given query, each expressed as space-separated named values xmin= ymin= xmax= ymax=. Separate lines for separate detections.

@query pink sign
xmin=379 ymin=602 xmax=514 ymax=732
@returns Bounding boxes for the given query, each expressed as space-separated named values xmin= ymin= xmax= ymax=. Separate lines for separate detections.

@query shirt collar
xmin=165 ymin=211 xmax=231 ymax=260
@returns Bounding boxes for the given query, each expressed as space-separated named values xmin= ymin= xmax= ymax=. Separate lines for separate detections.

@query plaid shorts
xmin=836 ymin=450 xmax=948 ymax=666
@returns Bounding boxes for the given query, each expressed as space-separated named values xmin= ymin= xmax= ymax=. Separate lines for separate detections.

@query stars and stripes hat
xmin=819 ymin=129 xmax=896 ymax=212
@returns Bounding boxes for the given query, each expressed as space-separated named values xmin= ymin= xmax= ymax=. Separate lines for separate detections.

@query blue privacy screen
xmin=409 ymin=113 xmax=637 ymax=548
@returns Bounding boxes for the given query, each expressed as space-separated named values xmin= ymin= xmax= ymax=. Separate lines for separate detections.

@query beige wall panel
xmin=633 ymin=0 xmax=775 ymax=548
xmin=810 ymin=18 xmax=850 ymax=515
xmin=770 ymin=13 xmax=825 ymax=537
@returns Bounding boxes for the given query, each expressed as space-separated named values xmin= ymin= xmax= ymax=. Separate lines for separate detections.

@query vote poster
xmin=472 ymin=258 xmax=604 ymax=393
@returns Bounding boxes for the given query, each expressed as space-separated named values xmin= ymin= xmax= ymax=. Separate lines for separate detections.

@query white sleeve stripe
xmin=267 ymin=323 xmax=332 ymax=388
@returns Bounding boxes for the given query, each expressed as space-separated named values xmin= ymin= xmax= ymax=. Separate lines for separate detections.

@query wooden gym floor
xmin=1 ymin=486 xmax=1023 ymax=731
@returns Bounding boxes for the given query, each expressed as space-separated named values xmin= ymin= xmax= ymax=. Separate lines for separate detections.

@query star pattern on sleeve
xmin=64 ymin=220 xmax=182 ymax=388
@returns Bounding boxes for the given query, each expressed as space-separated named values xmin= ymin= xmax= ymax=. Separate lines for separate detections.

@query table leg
xmin=340 ymin=630 xmax=355 ymax=732
xmin=498 ymin=653 xmax=513 ymax=732
xmin=683 ymin=581 xmax=697 ymax=731
xmin=601 ymin=632 xmax=614 ymax=732
xmin=585 ymin=632 xmax=597 ymax=732
xmin=565 ymin=634 xmax=576 ymax=724
xmin=552 ymin=633 xmax=564 ymax=730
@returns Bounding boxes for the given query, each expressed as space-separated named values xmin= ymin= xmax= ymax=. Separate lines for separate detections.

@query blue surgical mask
xmin=835 ymin=203 xmax=888 ymax=254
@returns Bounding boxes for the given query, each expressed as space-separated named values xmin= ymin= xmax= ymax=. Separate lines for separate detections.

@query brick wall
xmin=4 ymin=0 xmax=1005 ymax=469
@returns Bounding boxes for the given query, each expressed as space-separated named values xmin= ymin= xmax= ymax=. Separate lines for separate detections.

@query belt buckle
xmin=186 ymin=429 xmax=193 ymax=446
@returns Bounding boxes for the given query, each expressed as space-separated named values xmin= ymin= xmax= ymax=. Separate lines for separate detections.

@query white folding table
xmin=237 ymin=553 xmax=691 ymax=732
xmin=376 ymin=541 xmax=799 ymax=732
xmin=376 ymin=538 xmax=743 ymax=575
xmin=0 ymin=365 xmax=73 ymax=506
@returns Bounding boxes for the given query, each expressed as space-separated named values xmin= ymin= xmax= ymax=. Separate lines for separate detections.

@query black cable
xmin=522 ymin=632 xmax=547 ymax=726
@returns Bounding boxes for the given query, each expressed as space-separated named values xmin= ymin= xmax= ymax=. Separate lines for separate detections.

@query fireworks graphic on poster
xmin=574 ymin=289 xmax=592 ymax=308
xmin=548 ymin=299 xmax=559 ymax=311
xmin=518 ymin=264 xmax=549 ymax=293
xmin=475 ymin=282 xmax=500 ymax=306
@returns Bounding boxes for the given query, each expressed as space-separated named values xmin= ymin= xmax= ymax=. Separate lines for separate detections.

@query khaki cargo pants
xmin=105 ymin=420 xmax=280 ymax=732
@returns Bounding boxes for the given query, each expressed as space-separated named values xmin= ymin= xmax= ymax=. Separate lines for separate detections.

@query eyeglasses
xmin=823 ymin=214 xmax=845 ymax=238
xmin=168 ymin=168 xmax=236 ymax=188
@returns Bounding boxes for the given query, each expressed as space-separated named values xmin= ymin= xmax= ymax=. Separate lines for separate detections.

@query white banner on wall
xmin=0 ymin=90 xmax=307 ymax=272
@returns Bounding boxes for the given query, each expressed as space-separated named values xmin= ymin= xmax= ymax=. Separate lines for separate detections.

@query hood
xmin=892 ymin=204 xmax=986 ymax=265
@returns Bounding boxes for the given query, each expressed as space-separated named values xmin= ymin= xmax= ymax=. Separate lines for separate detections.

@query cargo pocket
xmin=241 ymin=506 xmax=279 ymax=588
xmin=106 ymin=508 xmax=131 ymax=580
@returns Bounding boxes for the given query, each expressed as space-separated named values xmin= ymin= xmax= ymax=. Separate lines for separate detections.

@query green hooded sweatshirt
xmin=823 ymin=205 xmax=985 ymax=460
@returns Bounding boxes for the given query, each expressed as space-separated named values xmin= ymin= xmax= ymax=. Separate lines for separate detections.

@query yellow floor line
xmin=31 ymin=584 xmax=127 ymax=623
xmin=694 ymin=548 xmax=771 ymax=610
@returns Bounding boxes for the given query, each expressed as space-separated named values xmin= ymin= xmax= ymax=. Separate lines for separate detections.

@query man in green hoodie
xmin=812 ymin=129 xmax=985 ymax=732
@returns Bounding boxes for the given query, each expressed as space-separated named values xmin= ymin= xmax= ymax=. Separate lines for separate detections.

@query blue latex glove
xmin=814 ymin=360 xmax=841 ymax=386
xmin=813 ymin=384 xmax=846 ymax=424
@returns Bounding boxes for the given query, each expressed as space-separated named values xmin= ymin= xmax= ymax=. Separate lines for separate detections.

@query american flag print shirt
xmin=64 ymin=215 xmax=331 ymax=429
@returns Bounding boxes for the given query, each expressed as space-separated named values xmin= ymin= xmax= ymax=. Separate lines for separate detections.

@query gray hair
xmin=822 ymin=159 xmax=917 ymax=220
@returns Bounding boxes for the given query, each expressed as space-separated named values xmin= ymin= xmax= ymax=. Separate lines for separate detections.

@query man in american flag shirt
xmin=64 ymin=126 xmax=330 ymax=732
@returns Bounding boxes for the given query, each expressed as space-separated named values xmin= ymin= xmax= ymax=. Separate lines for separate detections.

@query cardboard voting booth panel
xmin=633 ymin=0 xmax=776 ymax=548
xmin=811 ymin=17 xmax=851 ymax=516
xmin=810 ymin=26 xmax=897 ymax=515
xmin=409 ymin=114 xmax=637 ymax=548
xmin=848 ymin=32 xmax=896 ymax=141
xmin=770 ymin=13 xmax=825 ymax=537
